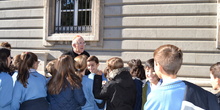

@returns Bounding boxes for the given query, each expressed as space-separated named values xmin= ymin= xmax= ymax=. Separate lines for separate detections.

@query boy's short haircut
xmin=210 ymin=62 xmax=220 ymax=78
xmin=87 ymin=55 xmax=99 ymax=64
xmin=107 ymin=57 xmax=124 ymax=71
xmin=154 ymin=44 xmax=183 ymax=75
xmin=145 ymin=58 xmax=154 ymax=69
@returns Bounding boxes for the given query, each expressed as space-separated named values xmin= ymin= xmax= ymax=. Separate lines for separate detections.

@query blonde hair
xmin=74 ymin=55 xmax=88 ymax=76
xmin=107 ymin=57 xmax=124 ymax=71
xmin=154 ymin=44 xmax=183 ymax=75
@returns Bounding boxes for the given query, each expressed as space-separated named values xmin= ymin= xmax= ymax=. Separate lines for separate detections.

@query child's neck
xmin=161 ymin=72 xmax=177 ymax=79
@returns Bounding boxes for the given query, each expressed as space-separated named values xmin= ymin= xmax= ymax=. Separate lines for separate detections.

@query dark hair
xmin=128 ymin=59 xmax=146 ymax=80
xmin=145 ymin=58 xmax=154 ymax=69
xmin=0 ymin=48 xmax=11 ymax=73
xmin=210 ymin=62 xmax=220 ymax=78
xmin=87 ymin=55 xmax=99 ymax=64
xmin=0 ymin=42 xmax=11 ymax=49
xmin=17 ymin=52 xmax=38 ymax=88
xmin=47 ymin=55 xmax=82 ymax=95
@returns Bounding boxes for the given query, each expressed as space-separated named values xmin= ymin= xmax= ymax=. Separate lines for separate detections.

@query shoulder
xmin=183 ymin=80 xmax=204 ymax=91
xmin=82 ymin=51 xmax=90 ymax=57
xmin=0 ymin=72 xmax=12 ymax=80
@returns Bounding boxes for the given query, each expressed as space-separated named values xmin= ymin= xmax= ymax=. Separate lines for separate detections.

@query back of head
xmin=48 ymin=55 xmax=81 ymax=95
xmin=12 ymin=54 xmax=22 ymax=71
xmin=0 ymin=42 xmax=11 ymax=49
xmin=154 ymin=44 xmax=183 ymax=75
xmin=46 ymin=59 xmax=57 ymax=76
xmin=107 ymin=57 xmax=124 ymax=71
xmin=128 ymin=59 xmax=146 ymax=80
xmin=74 ymin=55 xmax=88 ymax=74
xmin=210 ymin=62 xmax=220 ymax=78
xmin=87 ymin=55 xmax=99 ymax=64
xmin=18 ymin=52 xmax=38 ymax=88
xmin=0 ymin=48 xmax=11 ymax=72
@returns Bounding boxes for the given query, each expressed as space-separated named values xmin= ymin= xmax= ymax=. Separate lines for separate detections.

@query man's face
xmin=73 ymin=37 xmax=85 ymax=54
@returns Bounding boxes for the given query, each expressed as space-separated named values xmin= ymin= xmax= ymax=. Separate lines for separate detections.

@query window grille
xmin=55 ymin=0 xmax=92 ymax=33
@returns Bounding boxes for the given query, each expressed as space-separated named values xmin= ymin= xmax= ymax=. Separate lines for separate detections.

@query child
xmin=74 ymin=55 xmax=104 ymax=110
xmin=127 ymin=59 xmax=146 ymax=110
xmin=87 ymin=56 xmax=107 ymax=86
xmin=11 ymin=52 xmax=48 ymax=110
xmin=144 ymin=44 xmax=220 ymax=110
xmin=11 ymin=54 xmax=22 ymax=86
xmin=93 ymin=57 xmax=136 ymax=110
xmin=209 ymin=62 xmax=220 ymax=105
xmin=45 ymin=59 xmax=57 ymax=79
xmin=47 ymin=55 xmax=86 ymax=110
xmin=0 ymin=48 xmax=13 ymax=110
xmin=142 ymin=58 xmax=162 ymax=109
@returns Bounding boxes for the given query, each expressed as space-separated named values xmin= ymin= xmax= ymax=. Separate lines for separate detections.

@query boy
xmin=87 ymin=56 xmax=107 ymax=84
xmin=209 ymin=62 xmax=220 ymax=105
xmin=144 ymin=44 xmax=220 ymax=110
xmin=87 ymin=56 xmax=107 ymax=109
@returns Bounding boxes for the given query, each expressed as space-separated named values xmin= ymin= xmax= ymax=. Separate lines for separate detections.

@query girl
xmin=127 ymin=59 xmax=146 ymax=110
xmin=47 ymin=55 xmax=86 ymax=110
xmin=11 ymin=52 xmax=48 ymax=110
xmin=0 ymin=48 xmax=13 ymax=110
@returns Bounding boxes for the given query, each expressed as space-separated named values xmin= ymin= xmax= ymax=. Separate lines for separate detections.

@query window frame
xmin=43 ymin=0 xmax=103 ymax=44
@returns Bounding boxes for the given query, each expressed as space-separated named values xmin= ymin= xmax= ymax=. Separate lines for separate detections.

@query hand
xmin=96 ymin=70 xmax=103 ymax=76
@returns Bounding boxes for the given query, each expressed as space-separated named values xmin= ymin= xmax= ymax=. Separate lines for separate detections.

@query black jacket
xmin=182 ymin=81 xmax=220 ymax=110
xmin=93 ymin=68 xmax=136 ymax=110
xmin=62 ymin=49 xmax=90 ymax=59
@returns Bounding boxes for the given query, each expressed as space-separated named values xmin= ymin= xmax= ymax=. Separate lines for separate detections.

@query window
xmin=55 ymin=0 xmax=92 ymax=33
xmin=44 ymin=0 xmax=103 ymax=43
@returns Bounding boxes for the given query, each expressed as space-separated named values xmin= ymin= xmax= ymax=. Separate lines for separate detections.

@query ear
xmin=72 ymin=43 xmax=76 ymax=48
xmin=217 ymin=78 xmax=220 ymax=85
xmin=156 ymin=62 xmax=164 ymax=72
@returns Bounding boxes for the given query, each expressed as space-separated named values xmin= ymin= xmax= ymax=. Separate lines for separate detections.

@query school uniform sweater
xmin=0 ymin=72 xmax=13 ymax=110
xmin=144 ymin=79 xmax=185 ymax=110
xmin=11 ymin=69 xmax=48 ymax=110
xmin=144 ymin=79 xmax=220 ymax=110
xmin=81 ymin=75 xmax=104 ymax=110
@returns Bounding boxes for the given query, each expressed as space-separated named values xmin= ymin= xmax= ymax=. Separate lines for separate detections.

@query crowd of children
xmin=0 ymin=38 xmax=220 ymax=110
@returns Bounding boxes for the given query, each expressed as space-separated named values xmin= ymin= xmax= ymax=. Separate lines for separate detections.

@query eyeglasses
xmin=75 ymin=42 xmax=86 ymax=45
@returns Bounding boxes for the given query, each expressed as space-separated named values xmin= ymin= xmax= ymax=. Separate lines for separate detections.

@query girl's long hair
xmin=0 ymin=48 xmax=11 ymax=73
xmin=47 ymin=55 xmax=82 ymax=95
xmin=17 ymin=52 xmax=38 ymax=88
